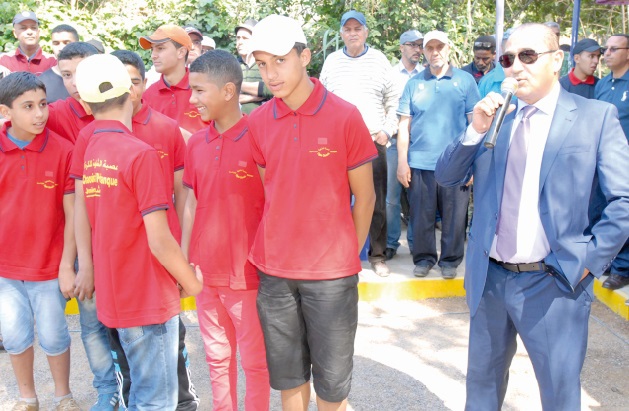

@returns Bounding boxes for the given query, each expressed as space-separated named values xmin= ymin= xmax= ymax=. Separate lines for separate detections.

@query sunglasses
xmin=474 ymin=41 xmax=494 ymax=49
xmin=601 ymin=46 xmax=629 ymax=53
xmin=499 ymin=49 xmax=557 ymax=68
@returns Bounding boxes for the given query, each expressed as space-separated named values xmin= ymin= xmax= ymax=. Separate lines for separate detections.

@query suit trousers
xmin=368 ymin=142 xmax=388 ymax=263
xmin=409 ymin=168 xmax=469 ymax=267
xmin=465 ymin=261 xmax=592 ymax=411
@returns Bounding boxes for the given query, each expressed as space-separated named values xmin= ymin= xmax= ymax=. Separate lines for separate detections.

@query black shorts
xmin=256 ymin=271 xmax=359 ymax=403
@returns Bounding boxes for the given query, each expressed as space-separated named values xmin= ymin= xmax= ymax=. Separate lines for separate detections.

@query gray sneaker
xmin=56 ymin=398 xmax=81 ymax=411
xmin=12 ymin=400 xmax=39 ymax=411
xmin=413 ymin=264 xmax=432 ymax=277
xmin=441 ymin=266 xmax=458 ymax=279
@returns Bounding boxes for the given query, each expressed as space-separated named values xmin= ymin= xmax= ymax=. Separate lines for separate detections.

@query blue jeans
xmin=0 ymin=278 xmax=70 ymax=355
xmin=117 ymin=315 xmax=180 ymax=411
xmin=77 ymin=294 xmax=118 ymax=396
xmin=386 ymin=139 xmax=413 ymax=251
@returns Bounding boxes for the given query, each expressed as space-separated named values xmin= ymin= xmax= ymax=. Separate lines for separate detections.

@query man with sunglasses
xmin=384 ymin=29 xmax=424 ymax=261
xmin=595 ymin=34 xmax=629 ymax=293
xmin=435 ymin=23 xmax=629 ymax=410
xmin=462 ymin=35 xmax=496 ymax=84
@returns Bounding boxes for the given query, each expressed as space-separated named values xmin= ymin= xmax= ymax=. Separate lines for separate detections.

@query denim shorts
xmin=0 ymin=277 xmax=71 ymax=355
xmin=256 ymin=272 xmax=359 ymax=403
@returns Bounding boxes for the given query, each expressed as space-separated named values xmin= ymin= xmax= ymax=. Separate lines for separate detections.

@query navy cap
xmin=573 ymin=38 xmax=602 ymax=55
xmin=400 ymin=30 xmax=423 ymax=45
xmin=341 ymin=10 xmax=366 ymax=27
xmin=13 ymin=11 xmax=39 ymax=25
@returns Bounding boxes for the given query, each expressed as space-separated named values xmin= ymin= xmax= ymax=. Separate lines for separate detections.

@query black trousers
xmin=409 ymin=168 xmax=470 ymax=267
xmin=368 ymin=142 xmax=388 ymax=263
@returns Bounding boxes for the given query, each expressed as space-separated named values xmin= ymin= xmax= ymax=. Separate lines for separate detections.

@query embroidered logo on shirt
xmin=37 ymin=180 xmax=58 ymax=189
xmin=184 ymin=110 xmax=201 ymax=118
xmin=309 ymin=138 xmax=337 ymax=157
xmin=229 ymin=169 xmax=254 ymax=179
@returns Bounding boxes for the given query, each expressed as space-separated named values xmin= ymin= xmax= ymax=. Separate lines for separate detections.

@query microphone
xmin=483 ymin=77 xmax=519 ymax=149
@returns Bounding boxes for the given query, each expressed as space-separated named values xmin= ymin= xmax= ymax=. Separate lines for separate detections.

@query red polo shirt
xmin=48 ymin=97 xmax=94 ymax=144
xmin=0 ymin=123 xmax=74 ymax=281
xmin=183 ymin=115 xmax=263 ymax=290
xmin=82 ymin=119 xmax=179 ymax=328
xmin=71 ymin=103 xmax=185 ymax=241
xmin=143 ymin=69 xmax=208 ymax=134
xmin=0 ymin=47 xmax=56 ymax=75
xmin=247 ymin=78 xmax=377 ymax=280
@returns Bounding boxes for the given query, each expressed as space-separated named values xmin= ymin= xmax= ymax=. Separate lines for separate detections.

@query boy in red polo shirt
xmin=47 ymin=42 xmax=99 ymax=144
xmin=71 ymin=50 xmax=199 ymax=411
xmin=0 ymin=11 xmax=56 ymax=75
xmin=0 ymin=72 xmax=79 ymax=410
xmin=74 ymin=53 xmax=203 ymax=410
xmin=182 ymin=49 xmax=270 ymax=410
xmin=247 ymin=15 xmax=376 ymax=411
xmin=139 ymin=24 xmax=208 ymax=137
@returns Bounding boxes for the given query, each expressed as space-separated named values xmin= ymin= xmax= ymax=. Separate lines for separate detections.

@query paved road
xmin=1 ymin=297 xmax=627 ymax=410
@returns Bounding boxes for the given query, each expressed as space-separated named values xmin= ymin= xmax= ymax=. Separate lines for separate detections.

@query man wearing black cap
xmin=0 ymin=11 xmax=56 ymax=75
xmin=559 ymin=38 xmax=601 ymax=99
xmin=461 ymin=35 xmax=496 ymax=84
xmin=234 ymin=18 xmax=272 ymax=114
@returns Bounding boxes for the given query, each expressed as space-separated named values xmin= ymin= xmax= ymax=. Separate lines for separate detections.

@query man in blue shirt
xmin=477 ymin=29 xmax=513 ymax=97
xmin=461 ymin=35 xmax=495 ymax=84
xmin=595 ymin=34 xmax=629 ymax=291
xmin=397 ymin=30 xmax=480 ymax=279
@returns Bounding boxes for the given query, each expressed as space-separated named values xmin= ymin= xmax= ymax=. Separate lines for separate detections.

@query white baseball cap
xmin=248 ymin=15 xmax=307 ymax=57
xmin=423 ymin=30 xmax=449 ymax=48
xmin=76 ymin=54 xmax=132 ymax=103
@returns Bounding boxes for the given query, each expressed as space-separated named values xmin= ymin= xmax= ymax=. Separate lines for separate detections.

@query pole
xmin=495 ymin=0 xmax=504 ymax=63
xmin=570 ymin=0 xmax=581 ymax=66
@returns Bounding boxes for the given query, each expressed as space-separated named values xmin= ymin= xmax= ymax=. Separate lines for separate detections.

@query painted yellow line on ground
xmin=63 ymin=277 xmax=627 ymax=321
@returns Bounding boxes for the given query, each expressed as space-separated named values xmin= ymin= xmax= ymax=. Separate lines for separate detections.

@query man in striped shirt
xmin=320 ymin=10 xmax=399 ymax=277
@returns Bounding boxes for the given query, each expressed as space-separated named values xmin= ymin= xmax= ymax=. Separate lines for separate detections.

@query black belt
xmin=489 ymin=258 xmax=547 ymax=273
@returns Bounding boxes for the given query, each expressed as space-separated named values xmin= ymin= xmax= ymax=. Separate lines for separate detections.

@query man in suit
xmin=435 ymin=23 xmax=629 ymax=410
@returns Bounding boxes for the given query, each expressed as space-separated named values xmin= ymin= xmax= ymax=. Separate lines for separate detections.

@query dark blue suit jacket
xmin=435 ymin=88 xmax=629 ymax=316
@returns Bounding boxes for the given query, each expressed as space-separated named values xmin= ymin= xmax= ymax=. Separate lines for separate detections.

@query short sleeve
xmin=63 ymin=146 xmax=75 ymax=194
xmin=465 ymin=78 xmax=481 ymax=114
xmin=182 ymin=140 xmax=196 ymax=190
xmin=397 ymin=80 xmax=414 ymax=116
xmin=346 ymin=107 xmax=378 ymax=170
xmin=173 ymin=126 xmax=186 ymax=172
xmin=70 ymin=133 xmax=88 ymax=179
xmin=128 ymin=149 xmax=170 ymax=216
xmin=248 ymin=125 xmax=266 ymax=168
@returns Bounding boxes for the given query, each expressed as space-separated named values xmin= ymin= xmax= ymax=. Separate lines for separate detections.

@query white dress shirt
xmin=464 ymin=83 xmax=562 ymax=263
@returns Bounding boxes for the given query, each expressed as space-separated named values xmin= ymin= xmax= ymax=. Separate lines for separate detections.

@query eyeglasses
xmin=474 ymin=41 xmax=494 ymax=49
xmin=601 ymin=46 xmax=629 ymax=54
xmin=499 ymin=49 xmax=557 ymax=68
xmin=403 ymin=43 xmax=422 ymax=49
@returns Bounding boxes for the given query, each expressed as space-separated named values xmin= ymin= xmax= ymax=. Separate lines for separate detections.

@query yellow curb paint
xmin=593 ymin=278 xmax=629 ymax=321
xmin=63 ymin=278 xmax=627 ymax=321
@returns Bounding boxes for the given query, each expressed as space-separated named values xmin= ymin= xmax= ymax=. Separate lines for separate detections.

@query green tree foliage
xmin=0 ymin=0 xmax=626 ymax=76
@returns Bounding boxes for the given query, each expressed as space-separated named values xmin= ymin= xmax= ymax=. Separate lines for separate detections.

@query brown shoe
xmin=56 ymin=398 xmax=81 ymax=411
xmin=602 ymin=274 xmax=629 ymax=290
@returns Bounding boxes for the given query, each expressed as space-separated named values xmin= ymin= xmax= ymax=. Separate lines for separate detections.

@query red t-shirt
xmin=247 ymin=78 xmax=377 ymax=280
xmin=143 ymin=69 xmax=208 ymax=134
xmin=82 ymin=119 xmax=179 ymax=328
xmin=0 ymin=123 xmax=74 ymax=281
xmin=183 ymin=115 xmax=264 ymax=290
xmin=47 ymin=97 xmax=94 ymax=144
xmin=71 ymin=103 xmax=186 ymax=241
xmin=0 ymin=47 xmax=56 ymax=75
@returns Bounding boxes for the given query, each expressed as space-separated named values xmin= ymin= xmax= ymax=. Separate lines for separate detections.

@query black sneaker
xmin=384 ymin=247 xmax=397 ymax=260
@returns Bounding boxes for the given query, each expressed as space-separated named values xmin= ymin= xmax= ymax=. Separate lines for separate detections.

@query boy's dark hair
xmin=58 ymin=41 xmax=99 ymax=62
xmin=85 ymin=93 xmax=130 ymax=115
xmin=294 ymin=42 xmax=307 ymax=55
xmin=111 ymin=50 xmax=146 ymax=80
xmin=0 ymin=72 xmax=46 ymax=108
xmin=172 ymin=40 xmax=190 ymax=63
xmin=190 ymin=49 xmax=243 ymax=93
xmin=51 ymin=24 xmax=79 ymax=41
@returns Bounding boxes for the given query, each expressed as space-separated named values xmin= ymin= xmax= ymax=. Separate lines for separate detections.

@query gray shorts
xmin=256 ymin=271 xmax=359 ymax=403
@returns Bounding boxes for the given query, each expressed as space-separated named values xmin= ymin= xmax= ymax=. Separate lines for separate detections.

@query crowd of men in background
xmin=0 ymin=8 xmax=628 ymax=411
